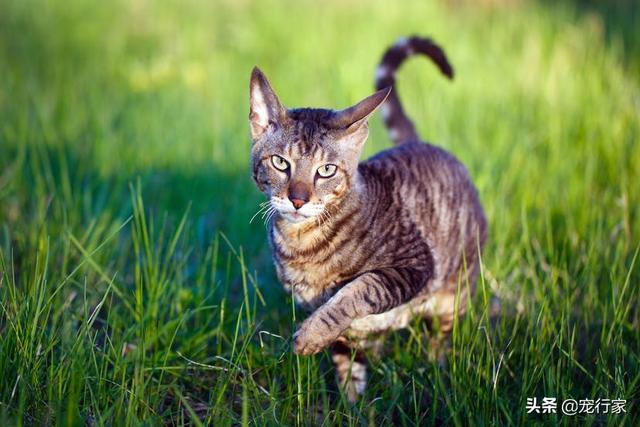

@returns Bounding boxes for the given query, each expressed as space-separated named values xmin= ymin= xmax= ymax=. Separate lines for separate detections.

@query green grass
xmin=1 ymin=0 xmax=639 ymax=425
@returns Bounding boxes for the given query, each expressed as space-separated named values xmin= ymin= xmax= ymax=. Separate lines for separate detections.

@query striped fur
xmin=376 ymin=36 xmax=453 ymax=145
xmin=249 ymin=36 xmax=486 ymax=402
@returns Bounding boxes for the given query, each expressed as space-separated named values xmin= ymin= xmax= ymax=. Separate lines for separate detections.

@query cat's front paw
xmin=293 ymin=316 xmax=341 ymax=355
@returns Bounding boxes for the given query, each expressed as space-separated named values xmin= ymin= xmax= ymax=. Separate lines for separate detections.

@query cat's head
xmin=248 ymin=67 xmax=390 ymax=223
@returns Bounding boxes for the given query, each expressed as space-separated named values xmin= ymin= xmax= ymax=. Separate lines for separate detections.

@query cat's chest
xmin=277 ymin=255 xmax=345 ymax=309
xmin=270 ymin=223 xmax=347 ymax=310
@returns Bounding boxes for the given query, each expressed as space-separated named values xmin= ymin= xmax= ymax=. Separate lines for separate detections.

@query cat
xmin=249 ymin=36 xmax=487 ymax=401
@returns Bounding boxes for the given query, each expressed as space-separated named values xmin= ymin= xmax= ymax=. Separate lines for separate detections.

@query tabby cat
xmin=249 ymin=36 xmax=487 ymax=401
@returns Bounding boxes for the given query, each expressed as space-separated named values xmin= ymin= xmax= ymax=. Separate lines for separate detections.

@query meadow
xmin=0 ymin=0 xmax=639 ymax=425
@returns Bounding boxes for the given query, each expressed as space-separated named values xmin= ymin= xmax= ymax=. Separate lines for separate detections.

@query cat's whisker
xmin=261 ymin=207 xmax=273 ymax=220
xmin=325 ymin=212 xmax=333 ymax=226
xmin=320 ymin=206 xmax=334 ymax=227
xmin=263 ymin=207 xmax=277 ymax=228
xmin=250 ymin=202 xmax=272 ymax=224
xmin=320 ymin=209 xmax=330 ymax=227
xmin=261 ymin=205 xmax=276 ymax=219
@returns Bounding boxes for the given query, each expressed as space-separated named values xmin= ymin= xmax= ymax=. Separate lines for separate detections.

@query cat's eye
xmin=271 ymin=155 xmax=289 ymax=171
xmin=317 ymin=164 xmax=337 ymax=178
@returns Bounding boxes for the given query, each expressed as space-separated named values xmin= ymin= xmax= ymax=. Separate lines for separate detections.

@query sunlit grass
xmin=0 ymin=0 xmax=638 ymax=425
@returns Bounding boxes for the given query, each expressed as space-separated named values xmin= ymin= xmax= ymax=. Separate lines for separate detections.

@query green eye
xmin=271 ymin=155 xmax=289 ymax=171
xmin=317 ymin=164 xmax=337 ymax=178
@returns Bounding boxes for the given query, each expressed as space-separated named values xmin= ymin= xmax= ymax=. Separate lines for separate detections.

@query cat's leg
xmin=424 ymin=288 xmax=465 ymax=336
xmin=331 ymin=336 xmax=368 ymax=402
xmin=424 ymin=270 xmax=475 ymax=361
xmin=423 ymin=289 xmax=460 ymax=363
xmin=294 ymin=266 xmax=431 ymax=355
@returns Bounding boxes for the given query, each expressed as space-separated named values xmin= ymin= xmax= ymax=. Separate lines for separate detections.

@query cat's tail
xmin=375 ymin=36 xmax=453 ymax=145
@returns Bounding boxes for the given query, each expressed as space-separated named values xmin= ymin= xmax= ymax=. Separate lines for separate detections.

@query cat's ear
xmin=330 ymin=87 xmax=391 ymax=132
xmin=249 ymin=67 xmax=288 ymax=140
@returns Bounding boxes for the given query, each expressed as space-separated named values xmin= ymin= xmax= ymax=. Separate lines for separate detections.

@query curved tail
xmin=375 ymin=36 xmax=454 ymax=145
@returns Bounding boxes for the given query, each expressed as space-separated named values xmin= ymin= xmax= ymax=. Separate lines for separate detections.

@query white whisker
xmin=249 ymin=201 xmax=271 ymax=224
xmin=323 ymin=205 xmax=335 ymax=226
xmin=261 ymin=206 xmax=276 ymax=219
xmin=317 ymin=206 xmax=331 ymax=227
xmin=264 ymin=207 xmax=277 ymax=228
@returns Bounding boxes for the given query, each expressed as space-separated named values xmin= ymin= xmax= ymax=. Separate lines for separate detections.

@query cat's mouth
xmin=269 ymin=196 xmax=325 ymax=223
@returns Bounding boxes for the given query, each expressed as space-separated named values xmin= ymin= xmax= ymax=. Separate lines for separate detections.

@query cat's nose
xmin=288 ymin=181 xmax=311 ymax=210
xmin=289 ymin=197 xmax=307 ymax=210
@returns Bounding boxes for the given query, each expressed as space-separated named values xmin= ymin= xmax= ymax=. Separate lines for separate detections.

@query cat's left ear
xmin=330 ymin=87 xmax=392 ymax=134
xmin=249 ymin=67 xmax=288 ymax=140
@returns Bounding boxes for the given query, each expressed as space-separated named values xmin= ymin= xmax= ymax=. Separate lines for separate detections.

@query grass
xmin=0 ymin=0 xmax=639 ymax=425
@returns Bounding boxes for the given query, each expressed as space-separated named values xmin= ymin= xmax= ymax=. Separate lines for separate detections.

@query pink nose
xmin=290 ymin=198 xmax=306 ymax=209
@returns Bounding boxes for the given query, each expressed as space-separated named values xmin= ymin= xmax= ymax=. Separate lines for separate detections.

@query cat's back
xmin=359 ymin=140 xmax=486 ymax=258
xmin=360 ymin=140 xmax=477 ymax=200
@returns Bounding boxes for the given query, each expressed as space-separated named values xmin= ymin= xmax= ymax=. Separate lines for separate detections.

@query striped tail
xmin=375 ymin=36 xmax=454 ymax=145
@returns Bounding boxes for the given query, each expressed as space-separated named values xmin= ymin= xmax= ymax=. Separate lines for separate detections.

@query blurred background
xmin=1 ymin=0 xmax=638 ymax=254
xmin=0 ymin=0 xmax=638 ymax=424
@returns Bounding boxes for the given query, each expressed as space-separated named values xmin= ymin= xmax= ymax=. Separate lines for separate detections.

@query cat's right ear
xmin=249 ymin=67 xmax=287 ymax=140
